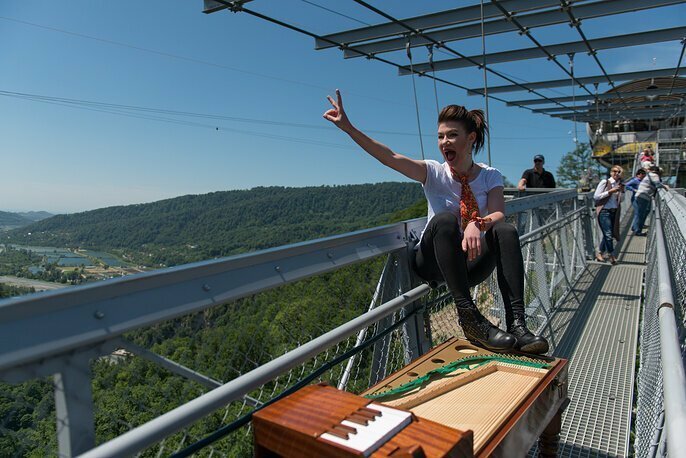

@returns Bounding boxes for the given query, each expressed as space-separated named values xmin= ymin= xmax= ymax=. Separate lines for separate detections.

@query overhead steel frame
xmin=469 ymin=67 xmax=686 ymax=95
xmin=320 ymin=1 xmax=682 ymax=56
xmin=532 ymin=98 xmax=686 ymax=113
xmin=396 ymin=27 xmax=686 ymax=74
xmin=551 ymin=102 xmax=686 ymax=115
xmin=345 ymin=0 xmax=591 ymax=116
xmin=554 ymin=108 xmax=686 ymax=122
xmin=317 ymin=0 xmax=685 ymax=123
xmin=207 ymin=0 xmax=686 ymax=124
xmin=202 ymin=0 xmax=584 ymax=118
xmin=552 ymin=103 xmax=686 ymax=115
xmin=507 ymin=86 xmax=686 ymax=105
xmin=315 ymin=0 xmax=574 ymax=50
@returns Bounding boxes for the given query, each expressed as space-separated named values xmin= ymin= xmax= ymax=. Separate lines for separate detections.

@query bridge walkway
xmin=537 ymin=214 xmax=647 ymax=457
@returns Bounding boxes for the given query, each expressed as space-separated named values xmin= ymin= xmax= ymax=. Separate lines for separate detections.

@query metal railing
xmin=633 ymin=188 xmax=686 ymax=458
xmin=0 ymin=189 xmax=601 ymax=457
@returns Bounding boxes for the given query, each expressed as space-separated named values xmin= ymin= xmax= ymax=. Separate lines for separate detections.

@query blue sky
xmin=1 ymin=1 xmax=684 ymax=213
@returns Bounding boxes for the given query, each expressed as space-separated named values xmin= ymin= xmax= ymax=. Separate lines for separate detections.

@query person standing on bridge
xmin=593 ymin=165 xmax=624 ymax=264
xmin=517 ymin=155 xmax=556 ymax=191
xmin=633 ymin=165 xmax=669 ymax=236
xmin=323 ymin=89 xmax=549 ymax=354
xmin=626 ymin=169 xmax=647 ymax=235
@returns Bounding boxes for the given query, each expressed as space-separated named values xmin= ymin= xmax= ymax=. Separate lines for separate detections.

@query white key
xmin=319 ymin=404 xmax=412 ymax=457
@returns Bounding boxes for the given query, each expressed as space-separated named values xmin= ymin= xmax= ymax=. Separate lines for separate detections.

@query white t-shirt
xmin=420 ymin=160 xmax=504 ymax=239
xmin=635 ymin=172 xmax=663 ymax=201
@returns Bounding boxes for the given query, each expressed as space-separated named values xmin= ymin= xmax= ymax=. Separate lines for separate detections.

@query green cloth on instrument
xmin=364 ymin=355 xmax=552 ymax=400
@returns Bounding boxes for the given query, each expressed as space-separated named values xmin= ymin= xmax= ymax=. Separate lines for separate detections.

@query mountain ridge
xmin=4 ymin=182 xmax=424 ymax=265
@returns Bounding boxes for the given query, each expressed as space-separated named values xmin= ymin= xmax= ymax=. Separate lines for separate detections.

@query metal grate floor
xmin=532 ymin=216 xmax=646 ymax=457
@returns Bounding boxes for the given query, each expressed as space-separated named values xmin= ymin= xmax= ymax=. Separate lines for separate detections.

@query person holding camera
xmin=593 ymin=165 xmax=624 ymax=264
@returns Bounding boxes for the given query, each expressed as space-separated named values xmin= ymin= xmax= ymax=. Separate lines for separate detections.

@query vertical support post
xmin=570 ymin=198 xmax=579 ymax=277
xmin=580 ymin=194 xmax=596 ymax=259
xmin=398 ymin=246 xmax=430 ymax=363
xmin=369 ymin=253 xmax=401 ymax=386
xmin=548 ymin=203 xmax=561 ymax=299
xmin=338 ymin=257 xmax=390 ymax=391
xmin=524 ymin=209 xmax=535 ymax=272
xmin=54 ymin=353 xmax=95 ymax=457
xmin=534 ymin=231 xmax=553 ymax=314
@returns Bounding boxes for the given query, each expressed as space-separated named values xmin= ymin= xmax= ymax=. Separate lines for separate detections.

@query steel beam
xmin=551 ymin=106 xmax=685 ymax=117
xmin=54 ymin=352 xmax=96 ymax=457
xmin=0 ymin=224 xmax=407 ymax=372
xmin=507 ymin=86 xmax=686 ymax=106
xmin=398 ymin=27 xmax=686 ymax=75
xmin=202 ymin=0 xmax=252 ymax=14
xmin=533 ymin=99 xmax=685 ymax=113
xmin=555 ymin=108 xmax=685 ymax=121
xmin=315 ymin=0 xmax=566 ymax=50
xmin=556 ymin=115 xmax=683 ymax=122
xmin=557 ymin=109 xmax=683 ymax=118
xmin=469 ymin=67 xmax=685 ymax=95
xmin=343 ymin=0 xmax=684 ymax=59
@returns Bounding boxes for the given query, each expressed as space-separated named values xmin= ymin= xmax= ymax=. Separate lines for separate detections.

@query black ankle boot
xmin=458 ymin=307 xmax=516 ymax=351
xmin=508 ymin=317 xmax=549 ymax=354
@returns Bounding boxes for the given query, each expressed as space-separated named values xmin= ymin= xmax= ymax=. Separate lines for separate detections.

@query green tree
xmin=556 ymin=143 xmax=603 ymax=189
xmin=502 ymin=175 xmax=515 ymax=188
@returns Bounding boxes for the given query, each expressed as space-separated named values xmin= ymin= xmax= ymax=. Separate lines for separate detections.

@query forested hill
xmin=5 ymin=183 xmax=424 ymax=265
xmin=0 ymin=211 xmax=33 ymax=230
xmin=0 ymin=210 xmax=53 ymax=230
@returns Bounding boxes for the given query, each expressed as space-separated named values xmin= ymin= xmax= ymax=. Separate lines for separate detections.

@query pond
xmin=81 ymin=250 xmax=128 ymax=267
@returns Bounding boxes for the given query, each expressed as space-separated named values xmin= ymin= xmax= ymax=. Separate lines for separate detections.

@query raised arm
xmin=323 ymin=89 xmax=427 ymax=184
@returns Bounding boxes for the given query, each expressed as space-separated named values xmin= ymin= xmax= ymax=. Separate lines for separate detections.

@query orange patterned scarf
xmin=450 ymin=165 xmax=480 ymax=231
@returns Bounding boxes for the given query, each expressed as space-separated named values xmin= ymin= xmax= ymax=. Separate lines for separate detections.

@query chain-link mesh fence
xmin=0 ymin=193 xmax=594 ymax=457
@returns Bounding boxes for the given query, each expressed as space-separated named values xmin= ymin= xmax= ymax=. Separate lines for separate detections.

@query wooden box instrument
xmin=362 ymin=338 xmax=569 ymax=458
xmin=252 ymin=384 xmax=473 ymax=457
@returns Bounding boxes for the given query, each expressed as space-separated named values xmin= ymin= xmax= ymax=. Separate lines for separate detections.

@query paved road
xmin=0 ymin=276 xmax=68 ymax=291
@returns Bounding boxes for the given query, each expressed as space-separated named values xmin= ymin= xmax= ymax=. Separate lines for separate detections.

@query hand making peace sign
xmin=323 ymin=89 xmax=352 ymax=132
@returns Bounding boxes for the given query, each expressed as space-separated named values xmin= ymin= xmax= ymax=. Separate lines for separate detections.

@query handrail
xmin=0 ymin=189 xmax=577 ymax=373
xmin=654 ymin=192 xmax=686 ymax=456
xmin=0 ymin=223 xmax=407 ymax=372
xmin=78 ymin=284 xmax=431 ymax=458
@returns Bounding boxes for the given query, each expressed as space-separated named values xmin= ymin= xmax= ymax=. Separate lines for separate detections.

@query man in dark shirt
xmin=518 ymin=154 xmax=556 ymax=190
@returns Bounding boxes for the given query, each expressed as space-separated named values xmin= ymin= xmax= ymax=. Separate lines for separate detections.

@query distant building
xmin=587 ymin=77 xmax=685 ymax=187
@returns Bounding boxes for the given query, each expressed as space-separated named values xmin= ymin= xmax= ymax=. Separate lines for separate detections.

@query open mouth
xmin=443 ymin=150 xmax=456 ymax=162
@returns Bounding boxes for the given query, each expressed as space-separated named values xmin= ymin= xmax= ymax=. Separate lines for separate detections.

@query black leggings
xmin=412 ymin=212 xmax=525 ymax=324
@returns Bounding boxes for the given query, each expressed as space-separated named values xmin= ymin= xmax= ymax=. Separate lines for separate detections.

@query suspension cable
xmin=668 ymin=39 xmax=686 ymax=97
xmin=570 ymin=53 xmax=578 ymax=145
xmin=406 ymin=39 xmax=426 ymax=160
xmin=428 ymin=45 xmax=440 ymax=118
xmin=480 ymin=0 xmax=492 ymax=166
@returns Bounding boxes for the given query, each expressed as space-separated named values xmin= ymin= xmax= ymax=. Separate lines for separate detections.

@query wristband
xmin=470 ymin=217 xmax=492 ymax=231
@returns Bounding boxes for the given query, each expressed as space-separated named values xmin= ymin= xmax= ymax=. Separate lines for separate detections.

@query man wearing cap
xmin=518 ymin=154 xmax=556 ymax=190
